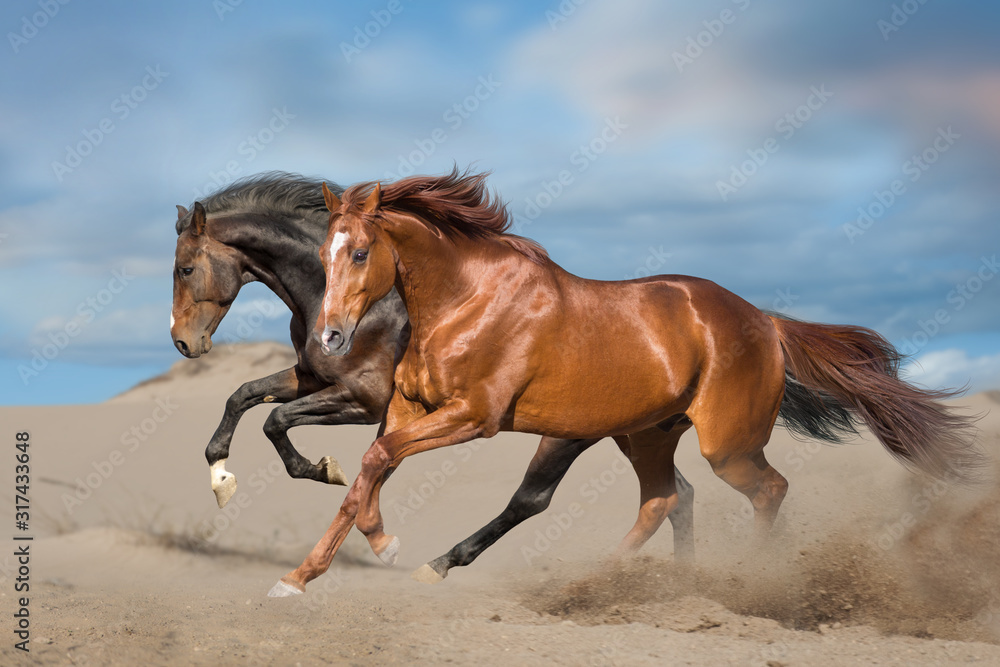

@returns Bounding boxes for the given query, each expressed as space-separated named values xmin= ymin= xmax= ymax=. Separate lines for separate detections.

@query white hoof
xmin=411 ymin=563 xmax=445 ymax=584
xmin=267 ymin=580 xmax=304 ymax=597
xmin=319 ymin=456 xmax=348 ymax=486
xmin=210 ymin=460 xmax=238 ymax=509
xmin=378 ymin=536 xmax=400 ymax=567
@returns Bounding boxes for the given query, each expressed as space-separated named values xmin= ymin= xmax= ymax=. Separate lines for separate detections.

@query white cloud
xmin=903 ymin=348 xmax=1000 ymax=394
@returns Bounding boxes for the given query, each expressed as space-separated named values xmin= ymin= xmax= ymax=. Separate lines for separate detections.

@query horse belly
xmin=512 ymin=338 xmax=697 ymax=438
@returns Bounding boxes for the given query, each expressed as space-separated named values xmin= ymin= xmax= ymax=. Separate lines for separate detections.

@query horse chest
xmin=396 ymin=345 xmax=451 ymax=406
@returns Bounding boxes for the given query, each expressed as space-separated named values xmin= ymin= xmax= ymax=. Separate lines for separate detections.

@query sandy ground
xmin=3 ymin=342 xmax=1000 ymax=665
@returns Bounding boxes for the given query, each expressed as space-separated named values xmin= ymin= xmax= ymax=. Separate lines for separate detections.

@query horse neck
xmin=209 ymin=211 xmax=325 ymax=323
xmin=383 ymin=212 xmax=503 ymax=329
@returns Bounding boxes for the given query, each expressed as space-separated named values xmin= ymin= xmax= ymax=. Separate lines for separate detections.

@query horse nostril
xmin=321 ymin=327 xmax=343 ymax=350
xmin=175 ymin=339 xmax=189 ymax=355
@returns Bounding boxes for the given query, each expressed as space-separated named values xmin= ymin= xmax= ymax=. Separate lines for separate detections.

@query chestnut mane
xmin=340 ymin=167 xmax=549 ymax=264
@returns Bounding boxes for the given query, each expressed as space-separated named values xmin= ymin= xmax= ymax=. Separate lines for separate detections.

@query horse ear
xmin=322 ymin=182 xmax=342 ymax=212
xmin=363 ymin=182 xmax=381 ymax=214
xmin=176 ymin=204 xmax=189 ymax=220
xmin=191 ymin=201 xmax=207 ymax=236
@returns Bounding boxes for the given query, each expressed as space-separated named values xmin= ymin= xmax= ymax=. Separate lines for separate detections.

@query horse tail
xmin=768 ymin=313 xmax=984 ymax=483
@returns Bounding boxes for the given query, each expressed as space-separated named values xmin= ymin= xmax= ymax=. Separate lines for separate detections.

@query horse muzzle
xmin=173 ymin=334 xmax=212 ymax=358
xmin=319 ymin=324 xmax=355 ymax=357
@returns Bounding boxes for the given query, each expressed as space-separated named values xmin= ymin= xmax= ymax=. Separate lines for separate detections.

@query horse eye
xmin=180 ymin=267 xmax=194 ymax=277
xmin=353 ymin=249 xmax=368 ymax=264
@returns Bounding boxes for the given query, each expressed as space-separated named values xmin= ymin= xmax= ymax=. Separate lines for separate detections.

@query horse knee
xmin=226 ymin=381 xmax=258 ymax=414
xmin=505 ymin=488 xmax=553 ymax=520
xmin=262 ymin=410 xmax=290 ymax=442
xmin=360 ymin=441 xmax=392 ymax=478
xmin=641 ymin=495 xmax=677 ymax=524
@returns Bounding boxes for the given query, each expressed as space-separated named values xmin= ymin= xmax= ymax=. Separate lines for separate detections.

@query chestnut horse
xmin=269 ymin=168 xmax=983 ymax=596
xmin=169 ymin=172 xmax=694 ymax=574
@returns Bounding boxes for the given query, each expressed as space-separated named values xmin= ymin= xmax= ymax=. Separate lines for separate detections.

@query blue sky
xmin=1 ymin=0 xmax=998 ymax=405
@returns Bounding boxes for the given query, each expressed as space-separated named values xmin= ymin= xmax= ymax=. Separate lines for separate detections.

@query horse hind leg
xmin=670 ymin=463 xmax=695 ymax=561
xmin=689 ymin=331 xmax=788 ymax=539
xmin=414 ymin=437 xmax=600 ymax=583
xmin=614 ymin=422 xmax=695 ymax=561
xmin=695 ymin=418 xmax=788 ymax=538
xmin=714 ymin=450 xmax=787 ymax=537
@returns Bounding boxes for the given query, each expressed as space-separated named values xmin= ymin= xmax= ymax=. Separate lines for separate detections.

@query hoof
xmin=411 ymin=563 xmax=446 ymax=584
xmin=267 ymin=578 xmax=305 ymax=598
xmin=210 ymin=459 xmax=238 ymax=509
xmin=377 ymin=536 xmax=400 ymax=567
xmin=319 ymin=456 xmax=348 ymax=486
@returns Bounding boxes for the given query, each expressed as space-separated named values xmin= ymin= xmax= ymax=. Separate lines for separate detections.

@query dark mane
xmin=177 ymin=172 xmax=344 ymax=235
xmin=341 ymin=167 xmax=548 ymax=264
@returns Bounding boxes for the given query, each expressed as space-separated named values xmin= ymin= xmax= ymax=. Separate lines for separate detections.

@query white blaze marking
xmin=323 ymin=232 xmax=351 ymax=325
xmin=170 ymin=312 xmax=175 ymax=329
xmin=328 ymin=231 xmax=350 ymax=268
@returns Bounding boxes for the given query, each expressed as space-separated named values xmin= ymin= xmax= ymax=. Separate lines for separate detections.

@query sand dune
xmin=2 ymin=342 xmax=999 ymax=665
xmin=109 ymin=341 xmax=298 ymax=403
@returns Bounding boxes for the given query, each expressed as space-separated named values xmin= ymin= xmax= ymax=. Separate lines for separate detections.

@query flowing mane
xmin=340 ymin=167 xmax=549 ymax=264
xmin=177 ymin=172 xmax=344 ymax=235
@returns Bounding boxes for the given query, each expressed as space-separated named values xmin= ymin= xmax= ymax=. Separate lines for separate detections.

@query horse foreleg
xmin=414 ymin=436 xmax=599 ymax=583
xmin=268 ymin=484 xmax=360 ymax=597
xmin=261 ymin=382 xmax=383 ymax=488
xmin=270 ymin=399 xmax=481 ymax=596
xmin=356 ymin=402 xmax=486 ymax=566
xmin=206 ymin=366 xmax=312 ymax=508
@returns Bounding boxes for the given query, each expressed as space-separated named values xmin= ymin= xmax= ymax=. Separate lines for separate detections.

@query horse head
xmin=170 ymin=202 xmax=244 ymax=357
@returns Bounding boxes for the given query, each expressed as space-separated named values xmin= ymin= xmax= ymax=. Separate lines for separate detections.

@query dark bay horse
xmin=170 ymin=174 xmax=406 ymax=507
xmin=168 ymin=173 xmax=694 ymax=578
xmin=272 ymin=168 xmax=983 ymax=595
